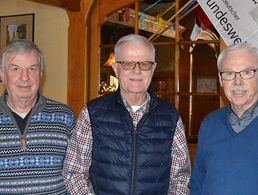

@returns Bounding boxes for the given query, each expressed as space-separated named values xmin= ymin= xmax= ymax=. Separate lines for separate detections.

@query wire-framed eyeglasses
xmin=115 ymin=61 xmax=156 ymax=71
xmin=220 ymin=68 xmax=258 ymax=81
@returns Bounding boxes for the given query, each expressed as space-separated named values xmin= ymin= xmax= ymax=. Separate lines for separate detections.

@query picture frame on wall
xmin=0 ymin=13 xmax=34 ymax=51
xmin=196 ymin=77 xmax=218 ymax=93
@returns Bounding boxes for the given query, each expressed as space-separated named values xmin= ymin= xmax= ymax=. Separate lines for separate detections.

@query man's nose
xmin=20 ymin=69 xmax=29 ymax=80
xmin=132 ymin=62 xmax=141 ymax=73
xmin=234 ymin=72 xmax=243 ymax=84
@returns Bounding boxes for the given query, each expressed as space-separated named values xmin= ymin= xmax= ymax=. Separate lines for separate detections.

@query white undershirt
xmin=130 ymin=98 xmax=149 ymax=113
xmin=131 ymin=105 xmax=141 ymax=112
xmin=7 ymin=102 xmax=30 ymax=119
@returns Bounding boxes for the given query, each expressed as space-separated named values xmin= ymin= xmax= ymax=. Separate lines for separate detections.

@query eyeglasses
xmin=115 ymin=61 xmax=156 ymax=71
xmin=220 ymin=68 xmax=258 ymax=81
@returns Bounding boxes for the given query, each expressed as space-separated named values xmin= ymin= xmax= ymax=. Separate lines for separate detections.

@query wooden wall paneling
xmin=88 ymin=0 xmax=101 ymax=101
xmin=134 ymin=0 xmax=139 ymax=35
xmin=66 ymin=0 xmax=93 ymax=116
xmin=190 ymin=44 xmax=220 ymax=140
xmin=27 ymin=0 xmax=81 ymax=11
xmin=174 ymin=0 xmax=180 ymax=109
xmin=188 ymin=47 xmax=193 ymax=139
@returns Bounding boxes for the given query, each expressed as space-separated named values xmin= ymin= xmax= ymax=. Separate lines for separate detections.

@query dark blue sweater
xmin=189 ymin=105 xmax=258 ymax=195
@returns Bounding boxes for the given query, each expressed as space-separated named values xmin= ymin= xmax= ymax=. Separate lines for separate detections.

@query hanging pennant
xmin=157 ymin=17 xmax=164 ymax=30
xmin=141 ymin=0 xmax=162 ymax=13
xmin=140 ymin=12 xmax=145 ymax=29
xmin=156 ymin=2 xmax=176 ymax=18
xmin=195 ymin=6 xmax=212 ymax=30
xmin=123 ymin=7 xmax=130 ymax=23
xmin=140 ymin=0 xmax=162 ymax=30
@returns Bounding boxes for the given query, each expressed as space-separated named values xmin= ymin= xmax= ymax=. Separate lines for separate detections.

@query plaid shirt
xmin=63 ymin=94 xmax=191 ymax=195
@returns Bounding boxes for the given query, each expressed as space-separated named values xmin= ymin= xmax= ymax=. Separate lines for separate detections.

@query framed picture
xmin=197 ymin=77 xmax=217 ymax=93
xmin=0 ymin=13 xmax=34 ymax=50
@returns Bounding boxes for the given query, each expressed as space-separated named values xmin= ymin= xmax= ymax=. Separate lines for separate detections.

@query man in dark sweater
xmin=189 ymin=43 xmax=258 ymax=195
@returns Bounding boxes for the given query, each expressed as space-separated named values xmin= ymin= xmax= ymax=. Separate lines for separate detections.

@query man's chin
xmin=129 ymin=90 xmax=145 ymax=95
xmin=16 ymin=93 xmax=34 ymax=99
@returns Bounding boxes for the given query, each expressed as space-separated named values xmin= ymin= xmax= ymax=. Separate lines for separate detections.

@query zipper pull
xmin=21 ymin=136 xmax=27 ymax=151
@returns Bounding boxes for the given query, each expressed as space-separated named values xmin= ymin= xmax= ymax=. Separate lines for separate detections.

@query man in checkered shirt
xmin=63 ymin=34 xmax=190 ymax=195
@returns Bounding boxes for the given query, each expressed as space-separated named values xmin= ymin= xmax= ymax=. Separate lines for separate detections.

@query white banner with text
xmin=197 ymin=0 xmax=258 ymax=48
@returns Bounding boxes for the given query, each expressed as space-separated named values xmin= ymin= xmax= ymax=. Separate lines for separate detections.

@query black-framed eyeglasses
xmin=115 ymin=61 xmax=156 ymax=71
xmin=220 ymin=68 xmax=258 ymax=81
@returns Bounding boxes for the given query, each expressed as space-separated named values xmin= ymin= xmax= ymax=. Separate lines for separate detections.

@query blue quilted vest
xmin=88 ymin=90 xmax=178 ymax=195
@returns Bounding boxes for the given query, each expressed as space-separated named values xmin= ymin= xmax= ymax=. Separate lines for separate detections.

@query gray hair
xmin=217 ymin=42 xmax=258 ymax=71
xmin=114 ymin=34 xmax=155 ymax=61
xmin=0 ymin=39 xmax=45 ymax=72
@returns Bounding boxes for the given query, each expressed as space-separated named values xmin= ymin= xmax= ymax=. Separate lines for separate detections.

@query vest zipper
xmin=130 ymin=128 xmax=137 ymax=195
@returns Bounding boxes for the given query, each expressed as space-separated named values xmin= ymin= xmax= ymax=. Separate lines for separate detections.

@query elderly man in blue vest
xmin=63 ymin=34 xmax=191 ymax=195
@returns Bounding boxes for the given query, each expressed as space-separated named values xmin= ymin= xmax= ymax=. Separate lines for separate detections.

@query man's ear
xmin=218 ymin=72 xmax=223 ymax=87
xmin=112 ymin=62 xmax=119 ymax=77
xmin=0 ymin=70 xmax=6 ymax=84
xmin=150 ymin=63 xmax=157 ymax=76
xmin=152 ymin=62 xmax=157 ymax=71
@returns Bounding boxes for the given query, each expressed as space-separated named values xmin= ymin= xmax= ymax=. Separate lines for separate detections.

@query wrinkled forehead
xmin=5 ymin=49 xmax=39 ymax=63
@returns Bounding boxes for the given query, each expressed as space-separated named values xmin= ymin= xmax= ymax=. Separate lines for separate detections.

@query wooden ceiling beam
xmin=99 ymin=0 xmax=137 ymax=24
xmin=26 ymin=0 xmax=81 ymax=11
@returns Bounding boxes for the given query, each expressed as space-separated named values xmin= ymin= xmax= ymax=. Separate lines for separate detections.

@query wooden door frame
xmin=66 ymin=0 xmax=136 ymax=116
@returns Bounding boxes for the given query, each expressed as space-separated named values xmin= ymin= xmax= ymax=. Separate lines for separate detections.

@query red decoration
xmin=123 ymin=7 xmax=130 ymax=23
xmin=195 ymin=6 xmax=212 ymax=30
